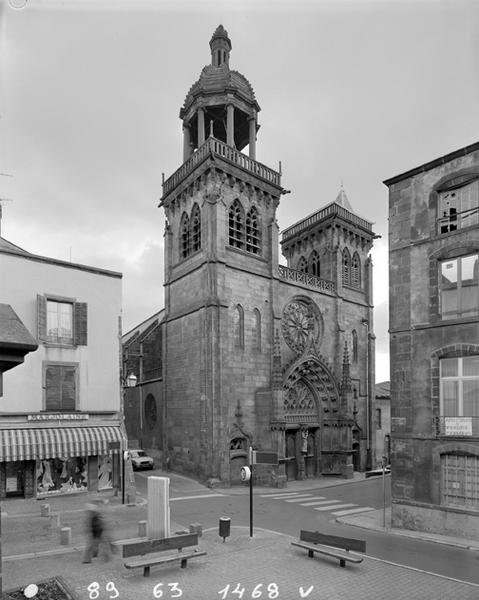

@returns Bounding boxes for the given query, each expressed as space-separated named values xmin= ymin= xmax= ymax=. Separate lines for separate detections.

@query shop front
xmin=0 ymin=425 xmax=126 ymax=499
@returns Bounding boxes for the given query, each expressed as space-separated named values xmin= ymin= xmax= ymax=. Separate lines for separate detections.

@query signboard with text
xmin=445 ymin=417 xmax=472 ymax=436
xmin=252 ymin=451 xmax=279 ymax=465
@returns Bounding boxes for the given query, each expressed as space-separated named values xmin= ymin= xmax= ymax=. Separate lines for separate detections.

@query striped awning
xmin=0 ymin=426 xmax=127 ymax=462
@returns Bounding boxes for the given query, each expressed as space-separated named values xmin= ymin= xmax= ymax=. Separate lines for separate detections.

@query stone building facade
xmin=385 ymin=141 xmax=479 ymax=539
xmin=124 ymin=25 xmax=377 ymax=486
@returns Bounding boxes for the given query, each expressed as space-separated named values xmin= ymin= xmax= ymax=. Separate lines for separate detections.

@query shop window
xmin=229 ymin=199 xmax=245 ymax=249
xmin=441 ymin=453 xmax=479 ymax=509
xmin=440 ymin=356 xmax=479 ymax=417
xmin=438 ymin=179 xmax=479 ymax=234
xmin=44 ymin=363 xmax=77 ymax=411
xmin=246 ymin=205 xmax=261 ymax=255
xmin=37 ymin=295 xmax=87 ymax=346
xmin=36 ymin=457 xmax=87 ymax=495
xmin=98 ymin=455 xmax=112 ymax=490
xmin=439 ymin=253 xmax=478 ymax=319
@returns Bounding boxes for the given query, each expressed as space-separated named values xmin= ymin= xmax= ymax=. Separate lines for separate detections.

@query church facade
xmin=123 ymin=25 xmax=377 ymax=486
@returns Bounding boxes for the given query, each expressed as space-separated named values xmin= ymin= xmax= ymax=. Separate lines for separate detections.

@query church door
xmin=285 ymin=431 xmax=297 ymax=480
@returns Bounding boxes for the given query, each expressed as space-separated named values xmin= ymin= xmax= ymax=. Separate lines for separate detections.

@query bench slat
xmin=300 ymin=530 xmax=366 ymax=553
xmin=292 ymin=542 xmax=363 ymax=565
xmin=125 ymin=551 xmax=207 ymax=569
xmin=122 ymin=533 xmax=199 ymax=558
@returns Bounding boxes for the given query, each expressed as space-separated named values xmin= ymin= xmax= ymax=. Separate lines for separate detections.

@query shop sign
xmin=6 ymin=477 xmax=18 ymax=492
xmin=27 ymin=413 xmax=89 ymax=421
xmin=444 ymin=417 xmax=472 ymax=436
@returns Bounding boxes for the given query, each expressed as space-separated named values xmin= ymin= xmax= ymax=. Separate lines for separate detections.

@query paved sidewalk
xmin=3 ymin=525 xmax=479 ymax=600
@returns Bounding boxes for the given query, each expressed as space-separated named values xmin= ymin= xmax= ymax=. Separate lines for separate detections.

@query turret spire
xmin=210 ymin=24 xmax=232 ymax=67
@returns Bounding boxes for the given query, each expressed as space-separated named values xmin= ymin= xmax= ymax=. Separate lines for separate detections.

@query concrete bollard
xmin=60 ymin=527 xmax=71 ymax=545
xmin=138 ymin=520 xmax=147 ymax=537
xmin=49 ymin=513 xmax=61 ymax=528
xmin=40 ymin=504 xmax=50 ymax=517
xmin=126 ymin=490 xmax=136 ymax=505
xmin=189 ymin=523 xmax=203 ymax=537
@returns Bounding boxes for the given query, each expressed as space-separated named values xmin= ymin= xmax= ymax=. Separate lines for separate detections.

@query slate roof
xmin=0 ymin=304 xmax=38 ymax=350
xmin=375 ymin=381 xmax=390 ymax=399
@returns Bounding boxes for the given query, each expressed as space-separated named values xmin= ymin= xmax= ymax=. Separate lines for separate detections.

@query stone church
xmin=123 ymin=25 xmax=377 ymax=486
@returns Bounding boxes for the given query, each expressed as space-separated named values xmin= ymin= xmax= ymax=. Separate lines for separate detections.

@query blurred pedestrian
xmin=82 ymin=501 xmax=112 ymax=563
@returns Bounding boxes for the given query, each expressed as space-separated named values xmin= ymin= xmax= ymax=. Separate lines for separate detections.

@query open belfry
xmin=154 ymin=25 xmax=377 ymax=486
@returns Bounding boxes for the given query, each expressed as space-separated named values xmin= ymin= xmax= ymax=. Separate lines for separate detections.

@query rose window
xmin=281 ymin=300 xmax=320 ymax=353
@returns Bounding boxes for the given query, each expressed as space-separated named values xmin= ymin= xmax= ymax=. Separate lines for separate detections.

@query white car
xmin=129 ymin=449 xmax=154 ymax=471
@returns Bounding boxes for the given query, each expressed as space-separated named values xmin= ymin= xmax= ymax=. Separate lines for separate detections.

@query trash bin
xmin=219 ymin=516 xmax=231 ymax=542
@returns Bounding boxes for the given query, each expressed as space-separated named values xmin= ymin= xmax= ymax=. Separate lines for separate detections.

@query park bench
xmin=123 ymin=532 xmax=207 ymax=577
xmin=291 ymin=530 xmax=366 ymax=568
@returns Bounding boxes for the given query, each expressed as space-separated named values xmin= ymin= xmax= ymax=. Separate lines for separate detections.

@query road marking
xmin=259 ymin=492 xmax=310 ymax=499
xmin=305 ymin=499 xmax=340 ymax=506
xmin=314 ymin=503 xmax=357 ymax=511
xmin=285 ymin=494 xmax=312 ymax=502
xmin=170 ymin=493 xmax=225 ymax=501
xmin=332 ymin=506 xmax=375 ymax=516
xmin=298 ymin=498 xmax=329 ymax=506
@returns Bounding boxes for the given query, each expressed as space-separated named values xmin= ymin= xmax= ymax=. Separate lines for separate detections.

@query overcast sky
xmin=1 ymin=0 xmax=478 ymax=383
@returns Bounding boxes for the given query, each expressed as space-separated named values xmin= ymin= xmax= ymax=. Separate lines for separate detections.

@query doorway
xmin=5 ymin=461 xmax=25 ymax=497
xmin=285 ymin=431 xmax=297 ymax=480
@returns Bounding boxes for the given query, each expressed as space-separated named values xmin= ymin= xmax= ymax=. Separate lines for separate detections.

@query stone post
xmin=183 ymin=124 xmax=191 ymax=162
xmin=226 ymin=104 xmax=235 ymax=147
xmin=147 ymin=476 xmax=170 ymax=539
xmin=248 ymin=116 xmax=256 ymax=160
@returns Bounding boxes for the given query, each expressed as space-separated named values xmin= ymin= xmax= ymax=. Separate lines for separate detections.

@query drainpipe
xmin=361 ymin=318 xmax=371 ymax=470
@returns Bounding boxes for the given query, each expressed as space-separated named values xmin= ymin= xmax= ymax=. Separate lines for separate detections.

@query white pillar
xmin=147 ymin=476 xmax=170 ymax=539
xmin=227 ymin=104 xmax=235 ymax=147
xmin=198 ymin=108 xmax=205 ymax=147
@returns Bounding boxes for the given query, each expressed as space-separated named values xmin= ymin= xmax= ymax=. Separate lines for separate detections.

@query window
xmin=439 ymin=253 xmax=478 ymax=319
xmin=342 ymin=248 xmax=351 ymax=285
xmin=252 ymin=308 xmax=261 ymax=351
xmin=297 ymin=256 xmax=307 ymax=272
xmin=438 ymin=179 xmax=479 ymax=234
xmin=229 ymin=200 xmax=245 ymax=249
xmin=44 ymin=363 xmax=77 ymax=411
xmin=245 ymin=206 xmax=261 ymax=255
xmin=180 ymin=212 xmax=190 ymax=258
xmin=309 ymin=251 xmax=320 ymax=276
xmin=376 ymin=408 xmax=382 ymax=429
xmin=37 ymin=296 xmax=87 ymax=346
xmin=191 ymin=204 xmax=201 ymax=252
xmin=441 ymin=453 xmax=479 ymax=509
xmin=351 ymin=252 xmax=361 ymax=288
xmin=352 ymin=329 xmax=358 ymax=363
xmin=47 ymin=300 xmax=73 ymax=344
xmin=440 ymin=356 xmax=479 ymax=417
xmin=233 ymin=305 xmax=244 ymax=348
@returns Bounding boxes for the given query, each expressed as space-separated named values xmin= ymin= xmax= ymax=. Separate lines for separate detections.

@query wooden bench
xmin=123 ymin=533 xmax=206 ymax=577
xmin=291 ymin=530 xmax=366 ymax=568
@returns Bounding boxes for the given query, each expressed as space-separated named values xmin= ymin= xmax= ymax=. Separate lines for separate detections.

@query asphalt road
xmin=134 ymin=472 xmax=479 ymax=585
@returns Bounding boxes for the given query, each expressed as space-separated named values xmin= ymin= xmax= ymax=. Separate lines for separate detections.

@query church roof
xmin=335 ymin=185 xmax=353 ymax=211
xmin=0 ymin=236 xmax=31 ymax=256
xmin=182 ymin=65 xmax=258 ymax=114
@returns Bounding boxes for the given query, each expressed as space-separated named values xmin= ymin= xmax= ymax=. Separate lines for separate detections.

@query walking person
xmin=82 ymin=501 xmax=111 ymax=563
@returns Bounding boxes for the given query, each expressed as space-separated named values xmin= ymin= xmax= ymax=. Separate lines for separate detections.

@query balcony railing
xmin=162 ymin=137 xmax=281 ymax=198
xmin=434 ymin=416 xmax=479 ymax=437
xmin=278 ymin=265 xmax=335 ymax=293
xmin=437 ymin=206 xmax=479 ymax=234
xmin=281 ymin=203 xmax=373 ymax=241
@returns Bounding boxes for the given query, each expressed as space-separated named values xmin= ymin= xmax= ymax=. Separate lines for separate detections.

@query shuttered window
xmin=441 ymin=454 xmax=479 ymax=509
xmin=37 ymin=295 xmax=87 ymax=346
xmin=44 ymin=364 xmax=77 ymax=411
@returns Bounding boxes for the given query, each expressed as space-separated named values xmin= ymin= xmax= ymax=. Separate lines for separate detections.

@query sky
xmin=1 ymin=0 xmax=478 ymax=383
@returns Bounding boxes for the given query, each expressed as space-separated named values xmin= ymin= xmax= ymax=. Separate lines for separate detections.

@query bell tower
xmin=160 ymin=26 xmax=284 ymax=484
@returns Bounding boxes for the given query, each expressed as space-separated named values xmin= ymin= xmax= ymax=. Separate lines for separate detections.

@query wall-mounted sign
xmin=27 ymin=413 xmax=89 ymax=421
xmin=6 ymin=477 xmax=18 ymax=492
xmin=445 ymin=417 xmax=472 ymax=436
xmin=240 ymin=466 xmax=251 ymax=482
xmin=253 ymin=451 xmax=279 ymax=465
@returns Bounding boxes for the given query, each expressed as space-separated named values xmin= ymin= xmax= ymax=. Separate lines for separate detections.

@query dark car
xmin=129 ymin=449 xmax=154 ymax=470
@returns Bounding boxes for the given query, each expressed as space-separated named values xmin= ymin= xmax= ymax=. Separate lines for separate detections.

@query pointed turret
xmin=210 ymin=25 xmax=232 ymax=67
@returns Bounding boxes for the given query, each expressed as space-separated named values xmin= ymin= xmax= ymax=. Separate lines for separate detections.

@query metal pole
xmin=122 ymin=453 xmax=126 ymax=505
xmin=382 ymin=457 xmax=386 ymax=528
xmin=249 ymin=446 xmax=253 ymax=538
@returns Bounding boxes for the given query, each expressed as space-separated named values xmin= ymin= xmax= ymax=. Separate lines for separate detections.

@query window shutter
xmin=37 ymin=294 xmax=47 ymax=342
xmin=74 ymin=302 xmax=88 ymax=345
xmin=61 ymin=367 xmax=76 ymax=411
xmin=45 ymin=366 xmax=62 ymax=411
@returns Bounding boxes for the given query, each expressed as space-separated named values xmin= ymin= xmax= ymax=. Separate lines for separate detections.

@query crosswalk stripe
xmin=284 ymin=495 xmax=316 ymax=503
xmin=314 ymin=503 xmax=357 ymax=512
xmin=259 ymin=492 xmax=308 ymax=499
xmin=298 ymin=498 xmax=328 ymax=506
xmin=268 ymin=493 xmax=314 ymax=500
xmin=332 ymin=506 xmax=375 ymax=516
xmin=304 ymin=499 xmax=339 ymax=506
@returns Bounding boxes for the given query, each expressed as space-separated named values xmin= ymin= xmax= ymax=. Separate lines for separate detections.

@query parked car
xmin=129 ymin=449 xmax=154 ymax=470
